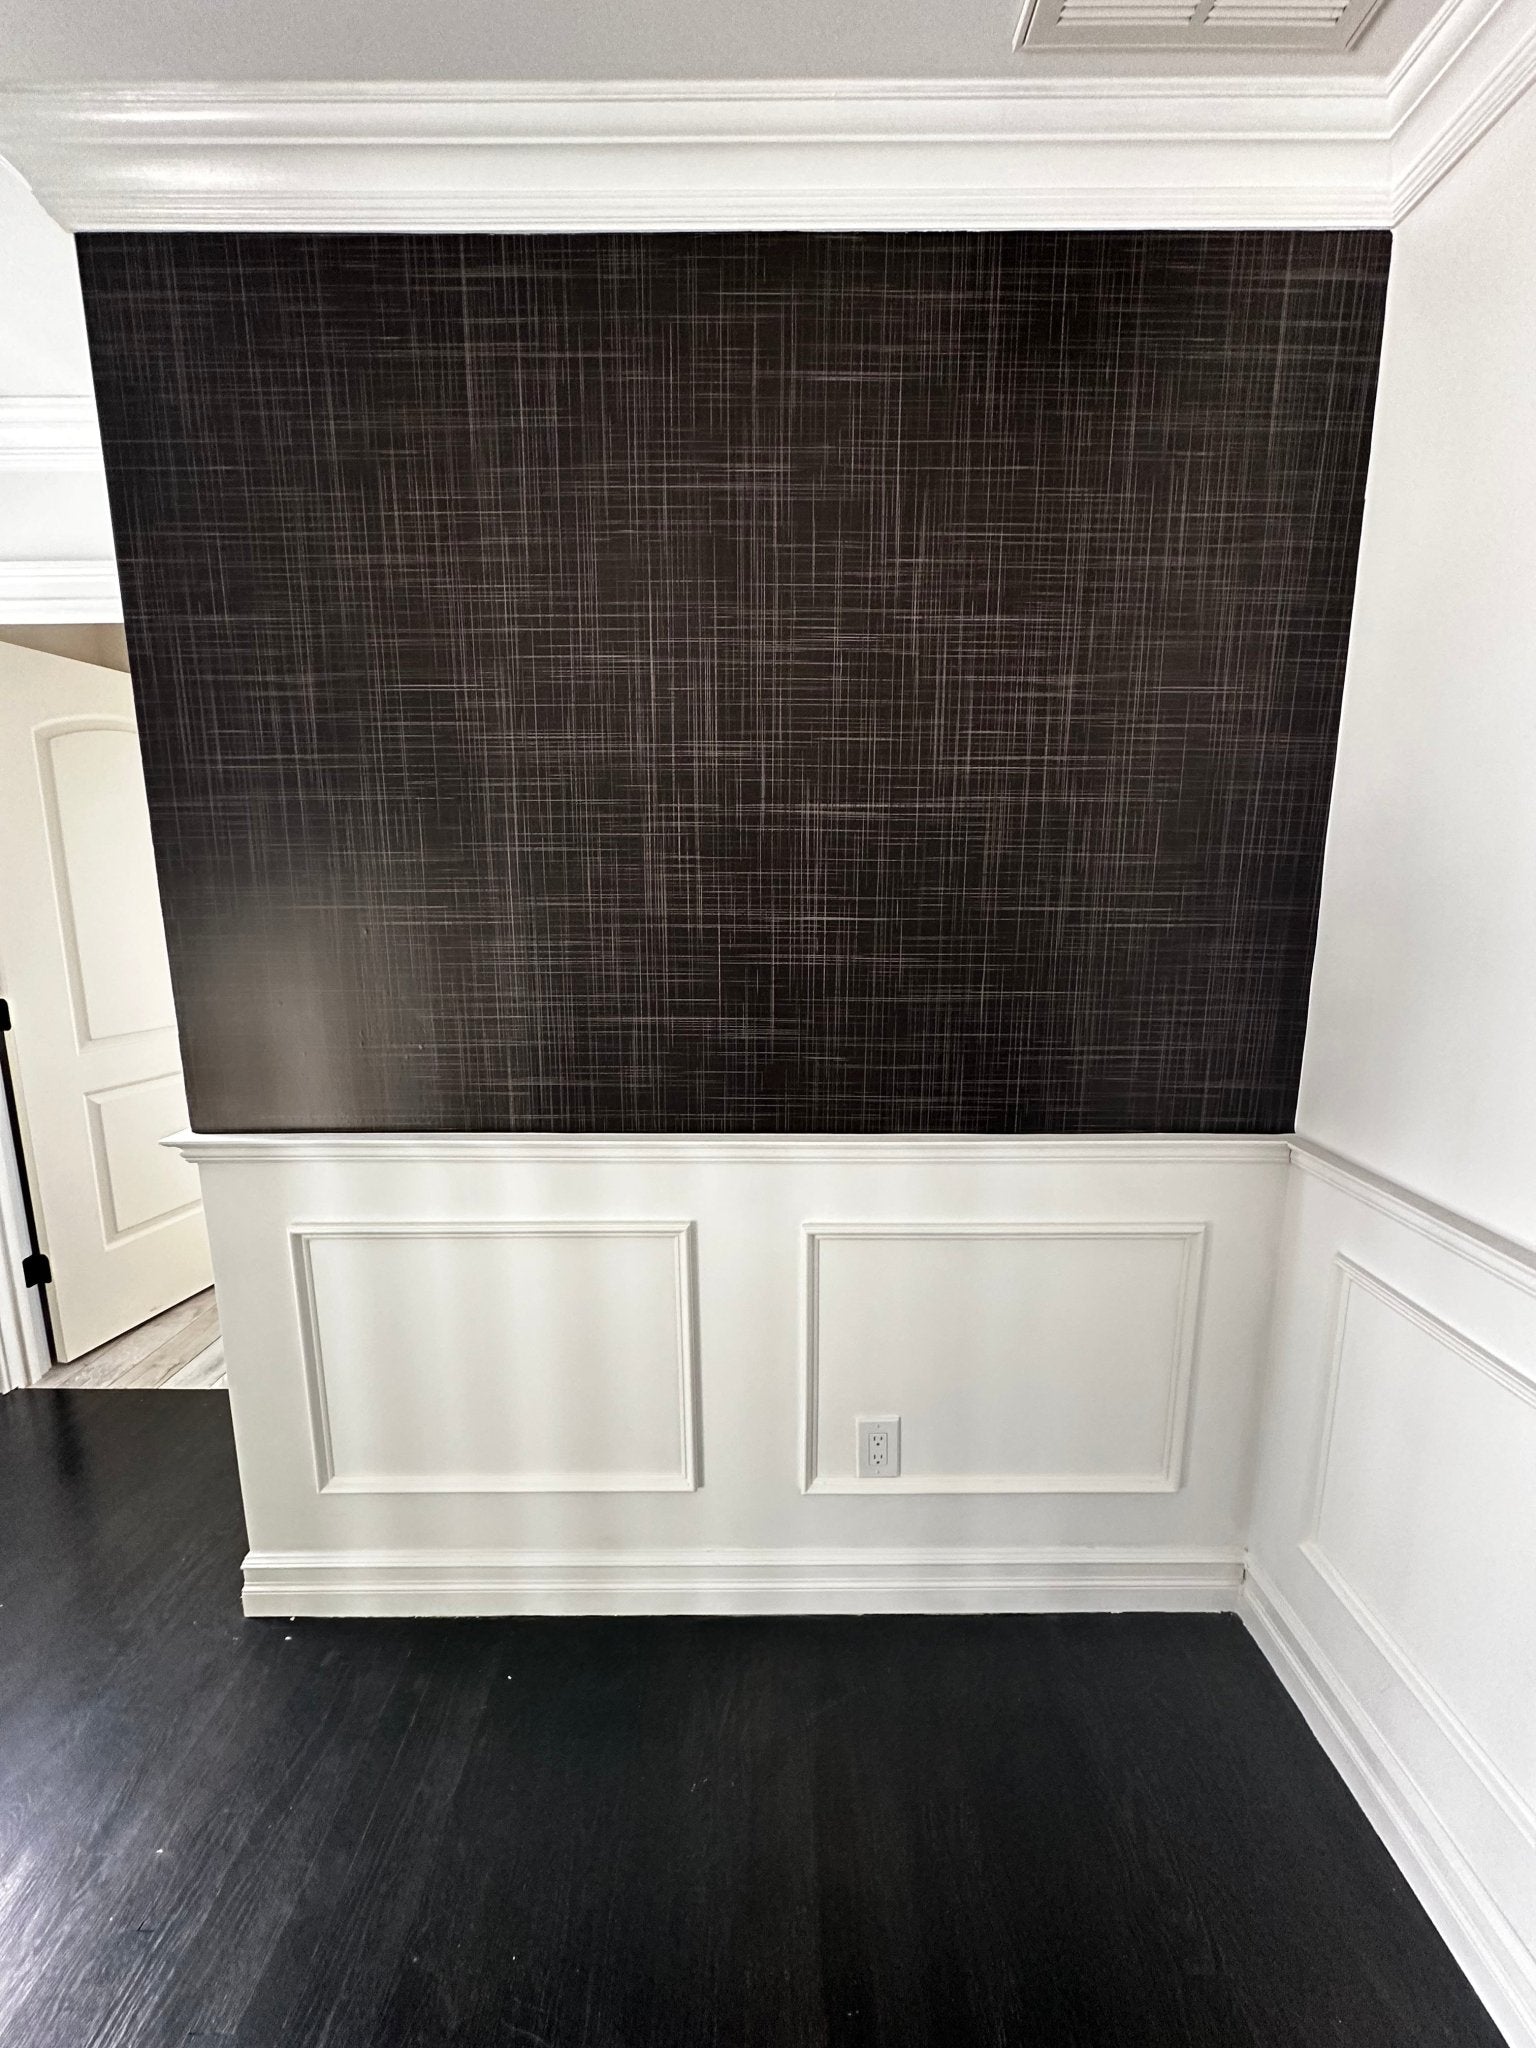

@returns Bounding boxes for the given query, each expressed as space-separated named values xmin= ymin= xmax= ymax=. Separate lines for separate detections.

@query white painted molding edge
xmin=1 ymin=0 xmax=1532 ymax=235
xmin=1289 ymin=1140 xmax=1536 ymax=1298
xmin=799 ymin=1219 xmax=1206 ymax=1494
xmin=1301 ymin=1257 xmax=1536 ymax=1855
xmin=0 ymin=1120 xmax=50 ymax=1392
xmin=168 ymin=1129 xmax=1293 ymax=1167
xmin=1389 ymin=0 xmax=1536 ymax=215
xmin=1242 ymin=1560 xmax=1536 ymax=2048
xmin=0 ymin=558 xmax=122 ymax=624
xmin=288 ymin=1217 xmax=702 ymax=1495
xmin=0 ymin=76 xmax=1393 ymax=231
xmin=242 ymin=1543 xmax=1245 ymax=1617
xmin=0 ymin=396 xmax=102 ymax=472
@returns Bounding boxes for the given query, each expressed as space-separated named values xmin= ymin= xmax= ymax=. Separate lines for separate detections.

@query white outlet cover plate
xmin=857 ymin=1414 xmax=902 ymax=1480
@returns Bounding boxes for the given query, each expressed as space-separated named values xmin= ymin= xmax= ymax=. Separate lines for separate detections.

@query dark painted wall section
xmin=80 ymin=231 xmax=1389 ymax=1134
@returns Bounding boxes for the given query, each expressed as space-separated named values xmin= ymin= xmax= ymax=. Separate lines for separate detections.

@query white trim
xmin=1388 ymin=0 xmax=1536 ymax=216
xmin=1303 ymin=1545 xmax=1536 ymax=1856
xmin=0 ymin=559 xmax=122 ymax=625
xmin=0 ymin=77 xmax=1392 ymax=232
xmin=241 ymin=1542 xmax=1244 ymax=1617
xmin=288 ymin=1218 xmax=701 ymax=1494
xmin=0 ymin=397 xmax=102 ymax=473
xmin=168 ymin=1129 xmax=1292 ymax=1167
xmin=1242 ymin=1560 xmax=1536 ymax=2048
xmin=799 ymin=1219 xmax=1205 ymax=1494
xmin=0 ymin=1103 xmax=50 ymax=1392
xmin=85 ymin=1073 xmax=201 ymax=1246
xmin=0 ymin=4 xmax=1530 ymax=237
xmin=1301 ymin=1256 xmax=1536 ymax=1855
xmin=1289 ymin=1140 xmax=1536 ymax=1298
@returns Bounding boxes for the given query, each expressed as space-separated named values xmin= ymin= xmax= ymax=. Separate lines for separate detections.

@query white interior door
xmin=0 ymin=639 xmax=210 ymax=1362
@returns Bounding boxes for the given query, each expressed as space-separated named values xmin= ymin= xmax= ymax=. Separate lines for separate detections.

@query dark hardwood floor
xmin=0 ymin=1392 xmax=1502 ymax=2048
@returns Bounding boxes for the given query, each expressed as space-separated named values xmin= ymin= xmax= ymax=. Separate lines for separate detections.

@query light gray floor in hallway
xmin=39 ymin=1289 xmax=225 ymax=1389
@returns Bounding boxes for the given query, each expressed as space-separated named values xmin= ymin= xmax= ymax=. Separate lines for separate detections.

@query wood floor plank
xmin=159 ymin=1341 xmax=226 ymax=1390
xmin=113 ymin=1307 xmax=222 ymax=1390
xmin=0 ymin=1392 xmax=1505 ymax=2048
xmin=38 ymin=1290 xmax=217 ymax=1390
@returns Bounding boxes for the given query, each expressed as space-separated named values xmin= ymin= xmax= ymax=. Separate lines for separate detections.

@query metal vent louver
xmin=1017 ymin=0 xmax=1382 ymax=49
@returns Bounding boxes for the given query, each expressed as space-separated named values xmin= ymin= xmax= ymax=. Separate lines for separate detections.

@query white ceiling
xmin=0 ymin=0 xmax=1452 ymax=86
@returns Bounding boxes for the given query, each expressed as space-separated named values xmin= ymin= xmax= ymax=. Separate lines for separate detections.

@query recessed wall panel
xmin=805 ymin=1223 xmax=1203 ymax=1492
xmin=43 ymin=723 xmax=176 ymax=1044
xmin=88 ymin=1070 xmax=199 ymax=1235
xmin=1309 ymin=1264 xmax=1536 ymax=1831
xmin=293 ymin=1222 xmax=698 ymax=1493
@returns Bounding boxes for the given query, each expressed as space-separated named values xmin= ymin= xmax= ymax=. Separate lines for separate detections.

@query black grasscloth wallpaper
xmin=79 ymin=230 xmax=1389 ymax=1134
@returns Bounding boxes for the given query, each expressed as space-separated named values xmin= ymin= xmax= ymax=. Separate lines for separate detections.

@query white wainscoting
xmin=802 ymin=1221 xmax=1204 ymax=1494
xmin=1246 ymin=1146 xmax=1536 ymax=2048
xmin=241 ymin=1544 xmax=1244 ymax=1618
xmin=175 ymin=1133 xmax=1285 ymax=1621
xmin=290 ymin=1220 xmax=699 ymax=1495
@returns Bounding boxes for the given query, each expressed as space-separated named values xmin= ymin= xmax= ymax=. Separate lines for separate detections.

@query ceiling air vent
xmin=1015 ymin=0 xmax=1385 ymax=50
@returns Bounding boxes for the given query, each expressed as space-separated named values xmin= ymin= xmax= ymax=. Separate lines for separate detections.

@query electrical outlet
xmin=857 ymin=1415 xmax=901 ymax=1480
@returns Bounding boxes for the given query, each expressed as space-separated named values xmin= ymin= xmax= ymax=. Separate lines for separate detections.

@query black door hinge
xmin=22 ymin=1252 xmax=51 ymax=1289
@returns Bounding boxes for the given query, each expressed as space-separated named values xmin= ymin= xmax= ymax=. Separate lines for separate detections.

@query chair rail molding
xmin=0 ymin=0 xmax=1531 ymax=232
xmin=169 ymin=1131 xmax=1293 ymax=1167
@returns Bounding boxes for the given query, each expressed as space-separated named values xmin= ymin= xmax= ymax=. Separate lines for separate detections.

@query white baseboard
xmin=244 ymin=1544 xmax=1243 ymax=1619
xmin=1242 ymin=1560 xmax=1536 ymax=2048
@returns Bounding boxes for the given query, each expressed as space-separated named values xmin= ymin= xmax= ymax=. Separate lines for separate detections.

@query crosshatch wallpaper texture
xmin=79 ymin=230 xmax=1390 ymax=1134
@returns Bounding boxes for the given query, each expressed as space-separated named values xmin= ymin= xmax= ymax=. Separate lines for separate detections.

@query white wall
xmin=1250 ymin=84 xmax=1536 ymax=2048
xmin=0 ymin=161 xmax=118 ymax=618
xmin=1296 ymin=85 xmax=1536 ymax=1252
xmin=0 ymin=161 xmax=94 ymax=395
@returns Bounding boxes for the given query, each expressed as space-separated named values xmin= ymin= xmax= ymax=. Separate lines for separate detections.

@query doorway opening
xmin=0 ymin=627 xmax=214 ymax=1391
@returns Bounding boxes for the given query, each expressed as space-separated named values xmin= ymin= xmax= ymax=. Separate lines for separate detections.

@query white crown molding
xmin=0 ymin=396 xmax=102 ymax=472
xmin=168 ymin=1129 xmax=1294 ymax=1166
xmin=0 ymin=4 xmax=1526 ymax=235
xmin=0 ymin=75 xmax=1392 ymax=232
xmin=0 ymin=557 xmax=122 ymax=622
xmin=1388 ymin=0 xmax=1536 ymax=215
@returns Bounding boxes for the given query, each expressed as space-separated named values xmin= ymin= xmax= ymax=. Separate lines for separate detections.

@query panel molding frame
xmin=1302 ymin=1252 xmax=1536 ymax=1852
xmin=799 ymin=1218 xmax=1207 ymax=1495
xmin=288 ymin=1217 xmax=702 ymax=1496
